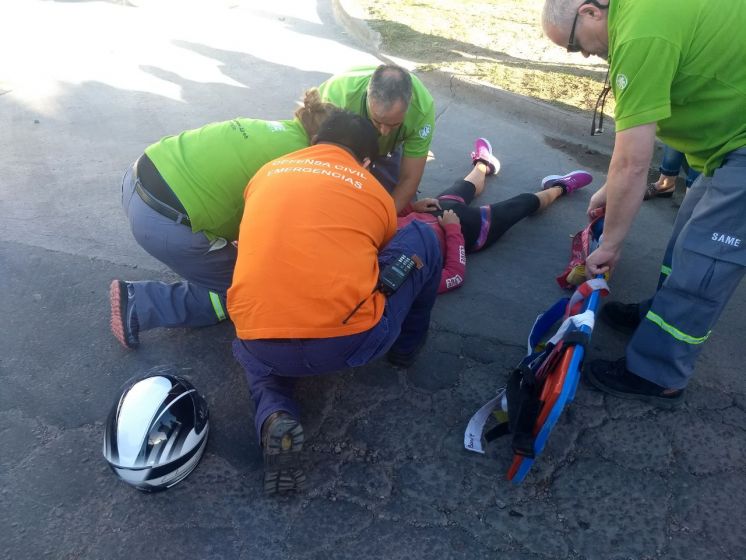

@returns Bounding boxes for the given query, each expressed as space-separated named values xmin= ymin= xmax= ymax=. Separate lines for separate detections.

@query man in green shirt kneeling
xmin=318 ymin=64 xmax=436 ymax=213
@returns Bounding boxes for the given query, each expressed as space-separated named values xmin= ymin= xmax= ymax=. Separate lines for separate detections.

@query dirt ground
xmin=355 ymin=0 xmax=613 ymax=116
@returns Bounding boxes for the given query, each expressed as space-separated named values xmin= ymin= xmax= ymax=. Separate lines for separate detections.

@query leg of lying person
xmin=435 ymin=165 xmax=488 ymax=208
xmin=476 ymin=193 xmax=543 ymax=252
xmin=476 ymin=169 xmax=592 ymax=251
xmin=438 ymin=169 xmax=591 ymax=253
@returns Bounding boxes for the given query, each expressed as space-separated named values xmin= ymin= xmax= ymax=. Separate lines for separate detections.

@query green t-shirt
xmin=145 ymin=118 xmax=309 ymax=240
xmin=608 ymin=0 xmax=746 ymax=175
xmin=317 ymin=66 xmax=435 ymax=158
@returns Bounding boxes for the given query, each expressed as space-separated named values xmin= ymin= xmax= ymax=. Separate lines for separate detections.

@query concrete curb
xmin=419 ymin=70 xmax=617 ymax=157
xmin=331 ymin=0 xmax=381 ymax=53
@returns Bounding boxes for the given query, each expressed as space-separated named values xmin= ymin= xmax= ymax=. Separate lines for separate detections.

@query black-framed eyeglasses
xmin=591 ymin=67 xmax=611 ymax=136
xmin=567 ymin=0 xmax=609 ymax=53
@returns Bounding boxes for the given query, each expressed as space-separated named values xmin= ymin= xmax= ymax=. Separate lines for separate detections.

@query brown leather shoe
xmin=643 ymin=182 xmax=675 ymax=200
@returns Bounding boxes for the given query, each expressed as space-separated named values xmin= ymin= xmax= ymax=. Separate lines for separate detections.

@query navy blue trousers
xmin=232 ymin=221 xmax=442 ymax=438
xmin=370 ymin=147 xmax=402 ymax=193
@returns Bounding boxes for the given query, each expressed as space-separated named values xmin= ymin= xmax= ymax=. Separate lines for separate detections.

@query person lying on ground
xmin=397 ymin=138 xmax=593 ymax=293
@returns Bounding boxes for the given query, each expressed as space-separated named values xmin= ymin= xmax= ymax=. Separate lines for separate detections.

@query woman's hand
xmin=438 ymin=209 xmax=460 ymax=227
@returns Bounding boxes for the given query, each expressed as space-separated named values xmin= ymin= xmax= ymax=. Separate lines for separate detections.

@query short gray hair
xmin=367 ymin=64 xmax=413 ymax=112
xmin=542 ymin=0 xmax=582 ymax=30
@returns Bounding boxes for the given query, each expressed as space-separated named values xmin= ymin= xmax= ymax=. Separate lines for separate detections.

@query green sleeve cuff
xmin=614 ymin=105 xmax=670 ymax=132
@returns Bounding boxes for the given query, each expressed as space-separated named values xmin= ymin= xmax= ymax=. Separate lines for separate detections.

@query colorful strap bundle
xmin=556 ymin=209 xmax=607 ymax=289
xmin=464 ymin=218 xmax=608 ymax=483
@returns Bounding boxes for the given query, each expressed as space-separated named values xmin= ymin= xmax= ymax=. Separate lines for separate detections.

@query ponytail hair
xmin=294 ymin=88 xmax=338 ymax=138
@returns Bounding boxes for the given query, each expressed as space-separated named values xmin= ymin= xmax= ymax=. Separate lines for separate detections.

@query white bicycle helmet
xmin=103 ymin=366 xmax=209 ymax=492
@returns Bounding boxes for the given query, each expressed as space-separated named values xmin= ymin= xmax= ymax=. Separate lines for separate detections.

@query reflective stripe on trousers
xmin=121 ymin=162 xmax=235 ymax=330
xmin=627 ymin=148 xmax=746 ymax=389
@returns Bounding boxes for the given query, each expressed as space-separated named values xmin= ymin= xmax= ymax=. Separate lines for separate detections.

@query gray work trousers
xmin=121 ymin=163 xmax=236 ymax=330
xmin=627 ymin=148 xmax=746 ymax=389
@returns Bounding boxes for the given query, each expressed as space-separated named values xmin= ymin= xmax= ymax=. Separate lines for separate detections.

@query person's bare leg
xmin=464 ymin=162 xmax=489 ymax=197
xmin=533 ymin=186 xmax=563 ymax=211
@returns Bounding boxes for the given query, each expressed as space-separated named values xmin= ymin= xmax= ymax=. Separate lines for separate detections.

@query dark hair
xmin=314 ymin=110 xmax=379 ymax=163
xmin=294 ymin=88 xmax=339 ymax=138
xmin=367 ymin=64 xmax=413 ymax=112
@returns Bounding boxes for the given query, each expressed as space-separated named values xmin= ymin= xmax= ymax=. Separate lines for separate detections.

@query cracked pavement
xmin=1 ymin=1 xmax=745 ymax=559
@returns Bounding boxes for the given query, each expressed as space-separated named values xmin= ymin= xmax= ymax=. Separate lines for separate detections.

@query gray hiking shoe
xmin=261 ymin=411 xmax=305 ymax=494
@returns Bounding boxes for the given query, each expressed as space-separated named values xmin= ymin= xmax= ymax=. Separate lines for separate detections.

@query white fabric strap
xmin=546 ymin=309 xmax=596 ymax=346
xmin=464 ymin=388 xmax=507 ymax=454
xmin=464 ymin=278 xmax=607 ymax=455
xmin=567 ymin=277 xmax=609 ymax=310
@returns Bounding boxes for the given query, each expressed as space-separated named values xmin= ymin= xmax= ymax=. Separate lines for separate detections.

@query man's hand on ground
xmin=412 ymin=198 xmax=441 ymax=213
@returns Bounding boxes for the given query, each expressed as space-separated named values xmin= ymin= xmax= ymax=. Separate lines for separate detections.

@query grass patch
xmin=355 ymin=0 xmax=614 ymax=116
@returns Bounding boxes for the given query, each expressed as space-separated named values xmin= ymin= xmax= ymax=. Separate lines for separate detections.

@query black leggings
xmin=431 ymin=179 xmax=540 ymax=252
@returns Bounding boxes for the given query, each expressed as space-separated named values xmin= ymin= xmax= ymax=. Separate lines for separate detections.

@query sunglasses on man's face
xmin=566 ymin=0 xmax=609 ymax=53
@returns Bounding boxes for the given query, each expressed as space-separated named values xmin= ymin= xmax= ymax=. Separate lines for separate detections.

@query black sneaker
xmin=386 ymin=334 xmax=427 ymax=368
xmin=600 ymin=301 xmax=642 ymax=334
xmin=585 ymin=358 xmax=684 ymax=409
xmin=261 ymin=411 xmax=305 ymax=495
xmin=109 ymin=280 xmax=140 ymax=349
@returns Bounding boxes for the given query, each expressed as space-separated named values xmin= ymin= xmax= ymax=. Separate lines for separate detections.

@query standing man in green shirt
xmin=318 ymin=64 xmax=435 ymax=212
xmin=541 ymin=0 xmax=746 ymax=406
